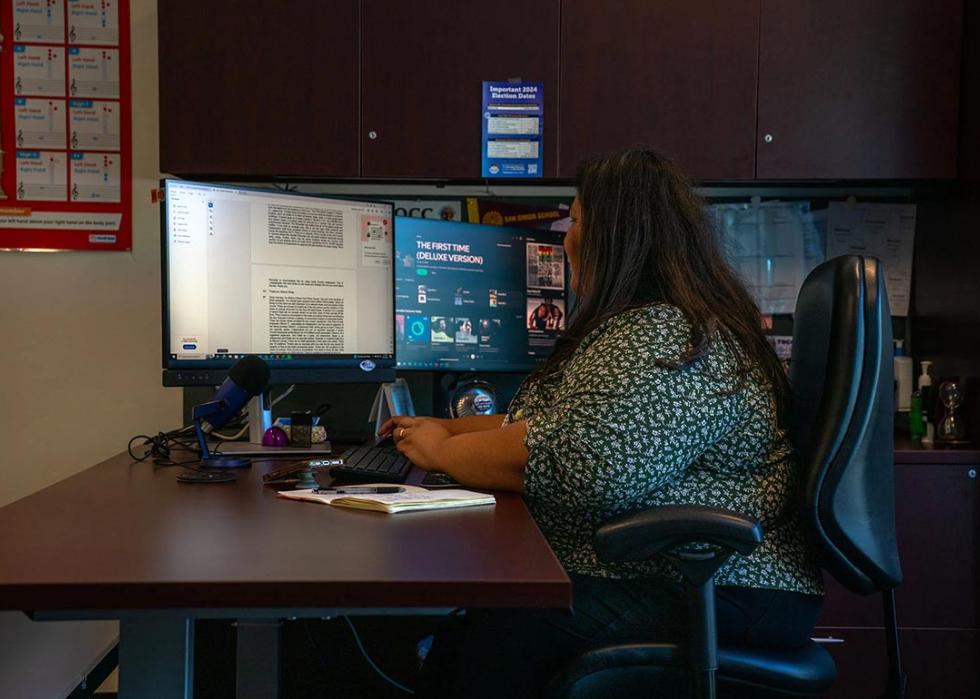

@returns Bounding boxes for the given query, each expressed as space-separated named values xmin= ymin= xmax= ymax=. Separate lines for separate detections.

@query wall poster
xmin=0 ymin=0 xmax=131 ymax=251
xmin=481 ymin=80 xmax=543 ymax=179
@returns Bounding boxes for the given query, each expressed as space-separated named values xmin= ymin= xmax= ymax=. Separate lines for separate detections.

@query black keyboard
xmin=330 ymin=444 xmax=411 ymax=483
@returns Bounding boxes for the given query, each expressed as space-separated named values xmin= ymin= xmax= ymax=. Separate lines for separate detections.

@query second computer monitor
xmin=395 ymin=217 xmax=568 ymax=372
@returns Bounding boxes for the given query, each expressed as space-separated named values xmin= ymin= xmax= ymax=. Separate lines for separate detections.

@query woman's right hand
xmin=378 ymin=415 xmax=447 ymax=439
xmin=378 ymin=414 xmax=505 ymax=439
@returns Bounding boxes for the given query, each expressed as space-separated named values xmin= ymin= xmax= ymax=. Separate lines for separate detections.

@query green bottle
xmin=909 ymin=390 xmax=925 ymax=441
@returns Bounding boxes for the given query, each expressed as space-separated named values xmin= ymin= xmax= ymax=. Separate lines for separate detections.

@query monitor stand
xmin=216 ymin=392 xmax=332 ymax=457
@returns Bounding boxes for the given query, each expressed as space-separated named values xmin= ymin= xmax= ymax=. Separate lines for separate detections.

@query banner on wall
xmin=466 ymin=197 xmax=570 ymax=231
xmin=0 ymin=0 xmax=131 ymax=251
xmin=391 ymin=199 xmax=463 ymax=222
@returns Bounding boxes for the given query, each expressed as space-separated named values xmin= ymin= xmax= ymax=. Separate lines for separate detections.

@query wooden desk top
xmin=0 ymin=453 xmax=570 ymax=612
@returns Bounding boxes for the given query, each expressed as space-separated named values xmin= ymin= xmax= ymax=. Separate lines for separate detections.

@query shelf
xmin=894 ymin=436 xmax=979 ymax=464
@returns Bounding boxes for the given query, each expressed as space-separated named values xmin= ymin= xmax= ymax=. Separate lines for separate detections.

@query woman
xmin=528 ymin=302 xmax=551 ymax=331
xmin=430 ymin=317 xmax=452 ymax=343
xmin=381 ymin=148 xmax=823 ymax=697
xmin=546 ymin=301 xmax=563 ymax=330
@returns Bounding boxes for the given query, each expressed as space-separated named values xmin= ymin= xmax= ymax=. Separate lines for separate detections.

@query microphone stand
xmin=192 ymin=400 xmax=251 ymax=469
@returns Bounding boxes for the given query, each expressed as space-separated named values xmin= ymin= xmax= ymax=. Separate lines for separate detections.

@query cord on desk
xmin=130 ymin=384 xmax=300 ymax=461
xmin=127 ymin=430 xmax=201 ymax=469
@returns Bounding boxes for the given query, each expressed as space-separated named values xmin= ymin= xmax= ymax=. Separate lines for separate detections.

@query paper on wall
xmin=826 ymin=202 xmax=916 ymax=316
xmin=707 ymin=201 xmax=807 ymax=315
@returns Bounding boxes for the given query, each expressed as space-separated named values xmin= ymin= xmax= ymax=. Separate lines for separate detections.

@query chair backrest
xmin=790 ymin=255 xmax=902 ymax=594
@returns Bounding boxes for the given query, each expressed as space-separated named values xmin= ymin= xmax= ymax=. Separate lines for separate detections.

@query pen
xmin=314 ymin=486 xmax=405 ymax=494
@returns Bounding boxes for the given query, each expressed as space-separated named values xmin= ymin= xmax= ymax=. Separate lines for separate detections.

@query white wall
xmin=0 ymin=1 xmax=178 ymax=695
xmin=0 ymin=0 xmax=179 ymax=509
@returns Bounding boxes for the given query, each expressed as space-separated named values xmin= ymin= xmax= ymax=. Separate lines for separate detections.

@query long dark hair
xmin=538 ymin=147 xmax=790 ymax=419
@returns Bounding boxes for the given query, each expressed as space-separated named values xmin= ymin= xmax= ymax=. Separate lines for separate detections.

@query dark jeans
xmin=417 ymin=573 xmax=823 ymax=698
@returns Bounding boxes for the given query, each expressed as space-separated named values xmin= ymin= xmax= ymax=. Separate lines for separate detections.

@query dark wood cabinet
xmin=960 ymin=3 xmax=980 ymax=190
xmin=558 ymin=0 xmax=760 ymax=181
xmin=816 ymin=459 xmax=979 ymax=697
xmin=757 ymin=0 xmax=963 ymax=180
xmin=814 ymin=628 xmax=980 ymax=698
xmin=360 ymin=0 xmax=559 ymax=178
xmin=158 ymin=1 xmax=359 ymax=177
xmin=156 ymin=1 xmax=966 ymax=181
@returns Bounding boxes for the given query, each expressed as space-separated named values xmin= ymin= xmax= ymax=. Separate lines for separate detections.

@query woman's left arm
xmin=388 ymin=415 xmax=528 ymax=492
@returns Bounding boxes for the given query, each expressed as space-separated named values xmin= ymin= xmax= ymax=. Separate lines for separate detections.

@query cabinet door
xmin=360 ymin=0 xmax=559 ymax=178
xmin=819 ymin=463 xmax=978 ymax=629
xmin=757 ymin=0 xmax=963 ymax=179
xmin=558 ymin=0 xmax=760 ymax=180
xmin=812 ymin=628 xmax=980 ymax=698
xmin=158 ymin=1 xmax=358 ymax=177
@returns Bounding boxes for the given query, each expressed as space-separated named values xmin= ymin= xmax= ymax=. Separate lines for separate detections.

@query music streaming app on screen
xmin=394 ymin=217 xmax=567 ymax=372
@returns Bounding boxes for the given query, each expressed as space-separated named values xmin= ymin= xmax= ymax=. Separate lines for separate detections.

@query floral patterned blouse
xmin=504 ymin=304 xmax=823 ymax=595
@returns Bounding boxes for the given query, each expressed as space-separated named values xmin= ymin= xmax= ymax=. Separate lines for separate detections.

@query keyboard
xmin=330 ymin=444 xmax=411 ymax=483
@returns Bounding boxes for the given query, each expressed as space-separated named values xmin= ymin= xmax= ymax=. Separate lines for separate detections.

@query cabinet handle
xmin=968 ymin=468 xmax=976 ymax=479
xmin=763 ymin=133 xmax=774 ymax=144
xmin=811 ymin=636 xmax=845 ymax=644
xmin=368 ymin=131 xmax=378 ymax=140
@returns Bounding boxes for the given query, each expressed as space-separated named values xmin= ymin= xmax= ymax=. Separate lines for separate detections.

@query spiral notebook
xmin=277 ymin=484 xmax=495 ymax=514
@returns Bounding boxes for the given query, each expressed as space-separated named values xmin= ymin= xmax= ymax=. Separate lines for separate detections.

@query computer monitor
xmin=161 ymin=179 xmax=396 ymax=386
xmin=394 ymin=217 xmax=568 ymax=372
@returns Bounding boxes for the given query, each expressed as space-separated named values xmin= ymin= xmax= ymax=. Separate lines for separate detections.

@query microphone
xmin=198 ymin=356 xmax=271 ymax=433
xmin=191 ymin=356 xmax=270 ymax=468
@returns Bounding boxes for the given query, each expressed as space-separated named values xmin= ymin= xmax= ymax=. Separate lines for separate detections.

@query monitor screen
xmin=162 ymin=180 xmax=395 ymax=385
xmin=394 ymin=217 xmax=568 ymax=372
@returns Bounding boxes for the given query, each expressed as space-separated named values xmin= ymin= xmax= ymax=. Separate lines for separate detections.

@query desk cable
xmin=344 ymin=617 xmax=416 ymax=694
xmin=301 ymin=618 xmax=416 ymax=694
xmin=127 ymin=384 xmax=300 ymax=462
xmin=127 ymin=428 xmax=202 ymax=468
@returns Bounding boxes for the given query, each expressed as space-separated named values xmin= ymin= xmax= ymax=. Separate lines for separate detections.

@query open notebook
xmin=277 ymin=484 xmax=495 ymax=514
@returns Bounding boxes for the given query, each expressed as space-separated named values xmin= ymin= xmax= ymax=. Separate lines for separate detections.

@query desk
xmin=0 ymin=452 xmax=570 ymax=698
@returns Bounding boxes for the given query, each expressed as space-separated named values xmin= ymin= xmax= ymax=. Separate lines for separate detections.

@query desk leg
xmin=118 ymin=616 xmax=194 ymax=699
xmin=236 ymin=618 xmax=280 ymax=699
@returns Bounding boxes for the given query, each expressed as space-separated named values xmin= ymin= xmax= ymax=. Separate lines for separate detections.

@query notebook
xmin=276 ymin=484 xmax=495 ymax=514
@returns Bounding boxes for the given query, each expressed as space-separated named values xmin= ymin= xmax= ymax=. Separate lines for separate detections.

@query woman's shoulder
xmin=580 ymin=304 xmax=692 ymax=358
xmin=601 ymin=303 xmax=690 ymax=332
xmin=572 ymin=304 xmax=745 ymax=387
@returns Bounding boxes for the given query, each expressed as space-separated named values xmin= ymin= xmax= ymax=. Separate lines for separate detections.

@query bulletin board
xmin=0 ymin=0 xmax=131 ymax=251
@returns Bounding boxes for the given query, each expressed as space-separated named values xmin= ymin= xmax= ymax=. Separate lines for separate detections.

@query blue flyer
xmin=481 ymin=81 xmax=544 ymax=178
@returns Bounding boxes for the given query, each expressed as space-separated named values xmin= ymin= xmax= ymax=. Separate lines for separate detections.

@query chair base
xmin=548 ymin=641 xmax=836 ymax=699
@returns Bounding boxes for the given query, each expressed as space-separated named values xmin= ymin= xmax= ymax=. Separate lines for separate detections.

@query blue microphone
xmin=193 ymin=356 xmax=270 ymax=468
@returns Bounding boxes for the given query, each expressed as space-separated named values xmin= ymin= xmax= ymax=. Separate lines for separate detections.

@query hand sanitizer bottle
xmin=918 ymin=360 xmax=934 ymax=445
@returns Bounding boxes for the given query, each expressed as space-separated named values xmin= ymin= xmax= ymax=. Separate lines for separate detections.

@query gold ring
xmin=399 ymin=427 xmax=406 ymax=439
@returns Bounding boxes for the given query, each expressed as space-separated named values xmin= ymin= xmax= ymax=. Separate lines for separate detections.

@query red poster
xmin=0 ymin=0 xmax=131 ymax=251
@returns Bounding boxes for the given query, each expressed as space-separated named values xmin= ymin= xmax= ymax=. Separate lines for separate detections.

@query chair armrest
xmin=593 ymin=505 xmax=763 ymax=564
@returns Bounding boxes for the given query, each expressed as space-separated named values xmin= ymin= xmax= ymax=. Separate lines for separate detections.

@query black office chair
xmin=548 ymin=256 xmax=905 ymax=699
